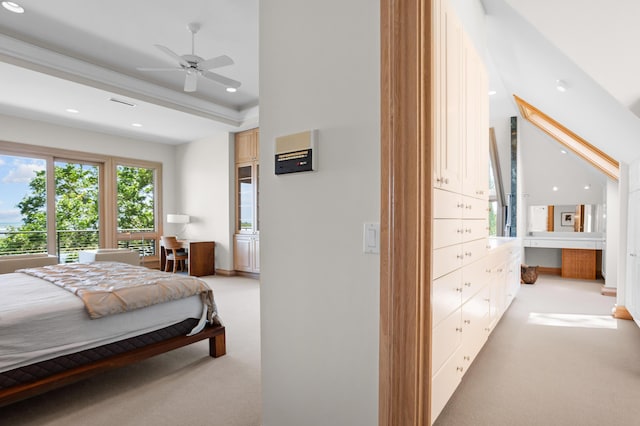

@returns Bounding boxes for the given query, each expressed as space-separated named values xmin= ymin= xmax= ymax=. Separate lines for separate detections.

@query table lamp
xmin=167 ymin=214 xmax=190 ymax=239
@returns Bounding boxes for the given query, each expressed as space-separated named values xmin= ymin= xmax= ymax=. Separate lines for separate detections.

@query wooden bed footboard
xmin=0 ymin=324 xmax=225 ymax=407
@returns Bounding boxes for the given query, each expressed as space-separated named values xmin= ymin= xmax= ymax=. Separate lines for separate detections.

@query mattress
xmin=0 ymin=271 xmax=208 ymax=373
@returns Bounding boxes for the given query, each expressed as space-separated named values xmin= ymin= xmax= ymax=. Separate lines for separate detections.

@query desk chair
xmin=161 ymin=236 xmax=188 ymax=273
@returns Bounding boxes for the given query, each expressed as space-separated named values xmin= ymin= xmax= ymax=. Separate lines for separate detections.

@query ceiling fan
xmin=138 ymin=22 xmax=241 ymax=93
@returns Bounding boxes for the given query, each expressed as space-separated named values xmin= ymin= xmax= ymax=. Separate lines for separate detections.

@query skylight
xmin=514 ymin=95 xmax=619 ymax=181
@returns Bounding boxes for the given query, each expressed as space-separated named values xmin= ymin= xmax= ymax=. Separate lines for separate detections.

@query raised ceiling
xmin=0 ymin=0 xmax=258 ymax=144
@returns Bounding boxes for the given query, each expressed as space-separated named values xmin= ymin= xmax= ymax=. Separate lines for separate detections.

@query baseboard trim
xmin=538 ymin=267 xmax=561 ymax=276
xmin=215 ymin=269 xmax=236 ymax=277
xmin=234 ymin=271 xmax=260 ymax=279
xmin=601 ymin=286 xmax=617 ymax=297
xmin=613 ymin=305 xmax=633 ymax=320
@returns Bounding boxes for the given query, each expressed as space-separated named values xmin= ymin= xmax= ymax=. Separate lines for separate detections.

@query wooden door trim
xmin=379 ymin=0 xmax=433 ymax=424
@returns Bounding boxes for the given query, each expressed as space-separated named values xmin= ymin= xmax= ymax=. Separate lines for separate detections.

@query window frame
xmin=0 ymin=140 xmax=163 ymax=263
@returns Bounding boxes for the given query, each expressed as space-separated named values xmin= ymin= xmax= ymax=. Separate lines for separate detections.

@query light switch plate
xmin=363 ymin=222 xmax=380 ymax=254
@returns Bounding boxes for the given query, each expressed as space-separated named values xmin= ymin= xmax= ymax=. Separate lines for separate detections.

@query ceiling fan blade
xmin=184 ymin=71 xmax=198 ymax=92
xmin=202 ymin=70 xmax=241 ymax=89
xmin=137 ymin=67 xmax=183 ymax=72
xmin=154 ymin=44 xmax=190 ymax=68
xmin=198 ymin=55 xmax=234 ymax=71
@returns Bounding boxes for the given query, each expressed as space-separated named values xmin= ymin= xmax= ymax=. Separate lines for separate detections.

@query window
xmin=0 ymin=154 xmax=47 ymax=255
xmin=0 ymin=142 xmax=162 ymax=262
xmin=116 ymin=164 xmax=157 ymax=258
xmin=488 ymin=128 xmax=505 ymax=237
xmin=55 ymin=160 xmax=100 ymax=262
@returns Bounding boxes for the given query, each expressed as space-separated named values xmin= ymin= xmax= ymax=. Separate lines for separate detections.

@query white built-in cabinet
xmin=234 ymin=128 xmax=260 ymax=274
xmin=431 ymin=0 xmax=521 ymax=423
xmin=626 ymin=188 xmax=640 ymax=321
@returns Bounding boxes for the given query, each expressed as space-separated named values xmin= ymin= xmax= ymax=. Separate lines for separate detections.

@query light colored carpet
xmin=0 ymin=275 xmax=262 ymax=426
xmin=434 ymin=274 xmax=640 ymax=426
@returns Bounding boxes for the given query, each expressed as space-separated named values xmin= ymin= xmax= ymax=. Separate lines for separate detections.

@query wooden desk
xmin=160 ymin=240 xmax=215 ymax=277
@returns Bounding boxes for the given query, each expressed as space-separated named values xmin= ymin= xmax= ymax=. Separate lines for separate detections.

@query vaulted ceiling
xmin=484 ymin=0 xmax=640 ymax=164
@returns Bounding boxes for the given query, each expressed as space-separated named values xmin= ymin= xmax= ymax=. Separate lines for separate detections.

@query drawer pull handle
xmin=464 ymin=282 xmax=471 ymax=287
xmin=463 ymin=356 xmax=470 ymax=361
xmin=464 ymin=319 xmax=471 ymax=324
xmin=457 ymin=254 xmax=464 ymax=259
xmin=456 ymin=327 xmax=463 ymax=332
xmin=456 ymin=287 xmax=463 ymax=292
xmin=456 ymin=366 xmax=464 ymax=372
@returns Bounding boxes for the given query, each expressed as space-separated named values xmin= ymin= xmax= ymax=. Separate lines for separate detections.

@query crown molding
xmin=0 ymin=33 xmax=248 ymax=127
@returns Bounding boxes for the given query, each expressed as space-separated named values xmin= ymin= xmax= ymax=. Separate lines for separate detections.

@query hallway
xmin=434 ymin=275 xmax=640 ymax=426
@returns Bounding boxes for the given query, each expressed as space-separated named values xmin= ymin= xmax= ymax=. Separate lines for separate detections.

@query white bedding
xmin=0 ymin=271 xmax=207 ymax=373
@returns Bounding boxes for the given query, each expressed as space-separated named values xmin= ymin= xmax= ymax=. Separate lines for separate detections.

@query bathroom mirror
xmin=528 ymin=204 xmax=605 ymax=233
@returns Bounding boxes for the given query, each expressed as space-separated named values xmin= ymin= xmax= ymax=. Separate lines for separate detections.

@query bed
xmin=0 ymin=261 xmax=226 ymax=407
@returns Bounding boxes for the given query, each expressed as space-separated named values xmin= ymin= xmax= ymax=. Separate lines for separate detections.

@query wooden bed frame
xmin=0 ymin=323 xmax=225 ymax=407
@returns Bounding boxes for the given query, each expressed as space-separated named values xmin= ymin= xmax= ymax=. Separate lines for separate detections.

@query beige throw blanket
xmin=17 ymin=262 xmax=218 ymax=322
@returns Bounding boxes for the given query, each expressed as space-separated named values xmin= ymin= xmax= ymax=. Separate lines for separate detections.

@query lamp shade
xmin=167 ymin=214 xmax=190 ymax=224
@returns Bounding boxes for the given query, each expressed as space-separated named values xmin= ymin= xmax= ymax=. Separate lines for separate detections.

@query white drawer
xmin=461 ymin=219 xmax=488 ymax=243
xmin=461 ymin=286 xmax=491 ymax=366
xmin=432 ymin=269 xmax=462 ymax=326
xmin=432 ymin=308 xmax=462 ymax=374
xmin=433 ymin=219 xmax=463 ymax=249
xmin=462 ymin=196 xmax=488 ymax=219
xmin=461 ymin=257 xmax=489 ymax=303
xmin=434 ymin=188 xmax=463 ymax=219
xmin=462 ymin=238 xmax=488 ymax=266
xmin=431 ymin=347 xmax=463 ymax=424
xmin=433 ymin=244 xmax=464 ymax=279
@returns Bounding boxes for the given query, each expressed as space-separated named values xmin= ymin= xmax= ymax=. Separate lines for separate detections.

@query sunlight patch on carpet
xmin=527 ymin=313 xmax=617 ymax=329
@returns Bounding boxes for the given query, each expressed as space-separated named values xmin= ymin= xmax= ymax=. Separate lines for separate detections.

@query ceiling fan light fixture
xmin=2 ymin=1 xmax=24 ymax=13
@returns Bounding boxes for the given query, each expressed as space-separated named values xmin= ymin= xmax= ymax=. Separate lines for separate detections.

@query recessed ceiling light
xmin=131 ymin=123 xmax=143 ymax=127
xmin=584 ymin=184 xmax=591 ymax=190
xmin=226 ymin=87 xmax=237 ymax=93
xmin=556 ymin=79 xmax=568 ymax=92
xmin=560 ymin=149 xmax=567 ymax=154
xmin=552 ymin=186 xmax=559 ymax=191
xmin=2 ymin=1 xmax=24 ymax=13
xmin=65 ymin=108 xmax=79 ymax=114
xmin=488 ymin=90 xmax=497 ymax=96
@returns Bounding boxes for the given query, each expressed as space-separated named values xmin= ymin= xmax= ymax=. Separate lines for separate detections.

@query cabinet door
xmin=234 ymin=235 xmax=253 ymax=271
xmin=252 ymin=237 xmax=260 ymax=272
xmin=628 ymin=191 xmax=640 ymax=318
xmin=235 ymin=129 xmax=258 ymax=163
xmin=440 ymin=5 xmax=462 ymax=193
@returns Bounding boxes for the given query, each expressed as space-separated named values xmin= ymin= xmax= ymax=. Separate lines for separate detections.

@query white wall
xmin=259 ymin=1 xmax=380 ymax=425
xmin=520 ymin=121 xmax=607 ymax=207
xmin=0 ymin=113 xmax=179 ymax=223
xmin=175 ymin=132 xmax=235 ymax=272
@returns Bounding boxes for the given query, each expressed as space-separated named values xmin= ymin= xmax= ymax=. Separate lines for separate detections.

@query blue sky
xmin=0 ymin=155 xmax=46 ymax=224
